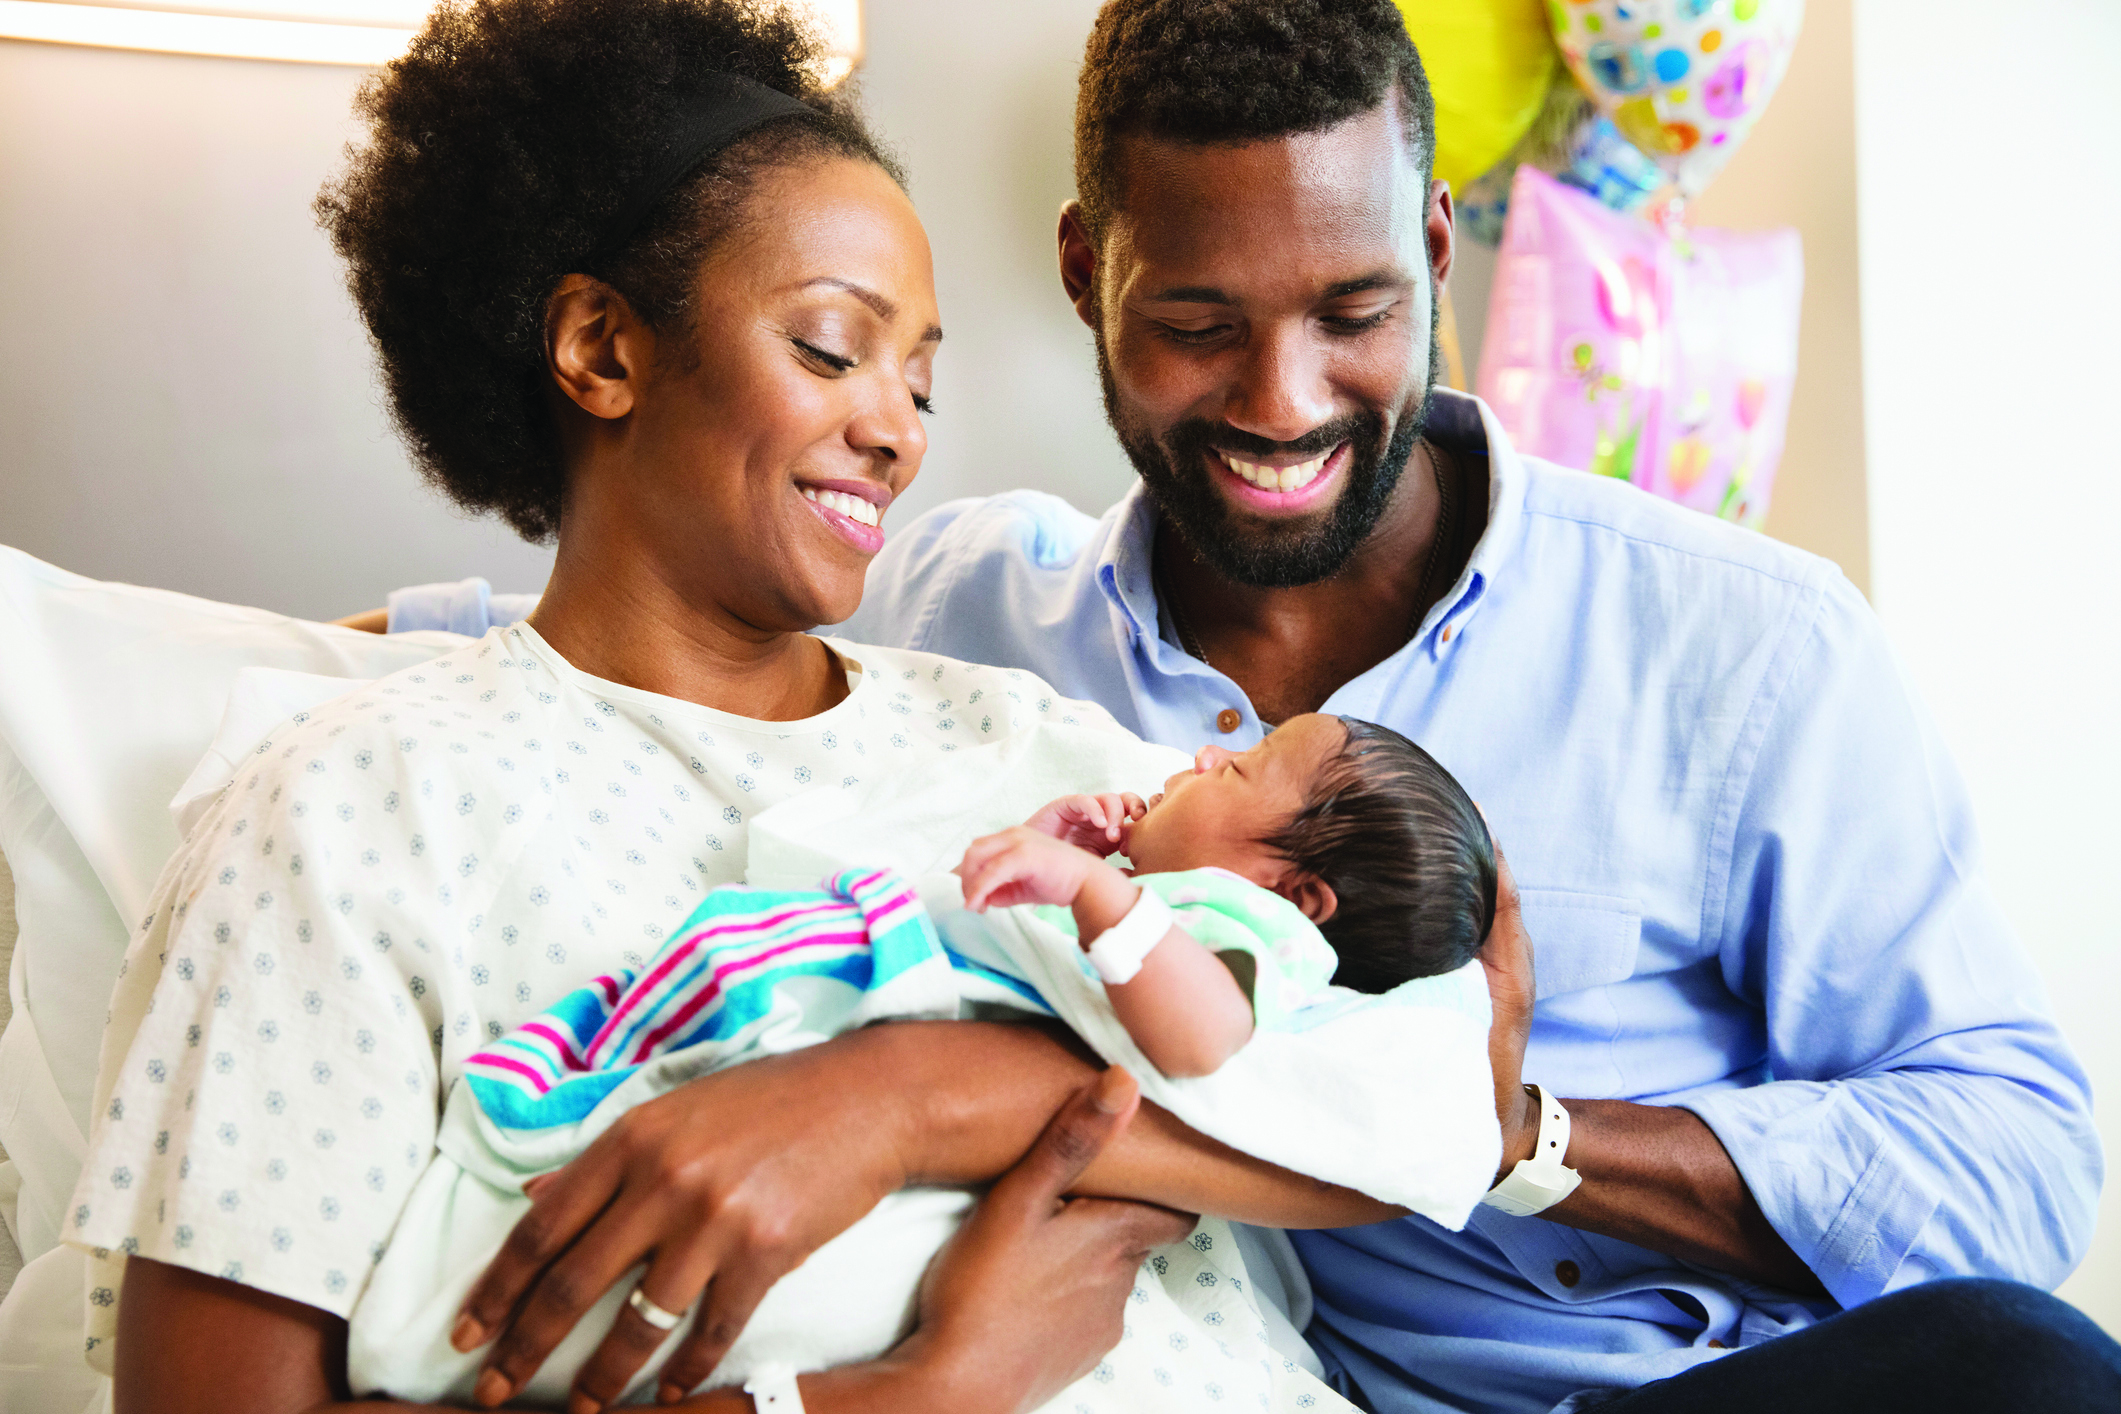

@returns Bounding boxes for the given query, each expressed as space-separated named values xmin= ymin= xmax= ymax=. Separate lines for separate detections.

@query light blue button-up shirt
xmin=394 ymin=390 xmax=2100 ymax=1414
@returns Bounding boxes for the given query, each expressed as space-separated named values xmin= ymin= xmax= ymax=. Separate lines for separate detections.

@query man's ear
xmin=1057 ymin=200 xmax=1100 ymax=331
xmin=1283 ymin=873 xmax=1338 ymax=927
xmin=1426 ymin=178 xmax=1456 ymax=297
xmin=545 ymin=274 xmax=650 ymax=422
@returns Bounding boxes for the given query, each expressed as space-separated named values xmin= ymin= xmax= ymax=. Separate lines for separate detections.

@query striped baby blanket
xmin=461 ymin=868 xmax=985 ymax=1135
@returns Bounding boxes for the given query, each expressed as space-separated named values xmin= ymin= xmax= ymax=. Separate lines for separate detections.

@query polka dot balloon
xmin=1548 ymin=0 xmax=1805 ymax=196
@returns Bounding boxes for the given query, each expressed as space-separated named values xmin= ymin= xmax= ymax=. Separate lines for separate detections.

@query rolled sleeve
xmin=385 ymin=578 xmax=536 ymax=636
xmin=1685 ymin=577 xmax=2100 ymax=1308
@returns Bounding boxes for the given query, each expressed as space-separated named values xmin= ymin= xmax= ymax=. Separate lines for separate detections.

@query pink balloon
xmin=1476 ymin=168 xmax=1803 ymax=527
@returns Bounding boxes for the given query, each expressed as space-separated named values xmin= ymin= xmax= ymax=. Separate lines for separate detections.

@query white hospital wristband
xmin=745 ymin=1365 xmax=806 ymax=1414
xmin=1085 ymin=885 xmax=1174 ymax=984
xmin=1480 ymin=1084 xmax=1583 ymax=1217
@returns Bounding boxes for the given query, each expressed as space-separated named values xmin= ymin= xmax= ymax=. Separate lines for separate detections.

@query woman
xmin=75 ymin=1 xmax=1417 ymax=1409
xmin=70 ymin=2 xmax=1208 ymax=1409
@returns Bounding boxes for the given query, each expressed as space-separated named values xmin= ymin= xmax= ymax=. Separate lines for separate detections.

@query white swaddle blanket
xmin=348 ymin=725 xmax=1499 ymax=1410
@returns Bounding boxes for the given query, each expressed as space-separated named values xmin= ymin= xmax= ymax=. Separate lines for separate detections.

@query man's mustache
xmin=1173 ymin=413 xmax=1380 ymax=462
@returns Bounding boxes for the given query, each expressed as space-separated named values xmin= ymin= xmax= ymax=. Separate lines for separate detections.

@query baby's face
xmin=1122 ymin=713 xmax=1346 ymax=886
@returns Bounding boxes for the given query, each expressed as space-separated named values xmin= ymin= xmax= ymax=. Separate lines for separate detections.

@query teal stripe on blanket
xmin=462 ymin=869 xmax=953 ymax=1134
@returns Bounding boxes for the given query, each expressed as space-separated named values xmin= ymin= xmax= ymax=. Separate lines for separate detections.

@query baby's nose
xmin=1195 ymin=745 xmax=1232 ymax=773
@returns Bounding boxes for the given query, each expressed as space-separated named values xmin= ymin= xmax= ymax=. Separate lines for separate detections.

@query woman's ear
xmin=1283 ymin=873 xmax=1338 ymax=927
xmin=545 ymin=274 xmax=650 ymax=421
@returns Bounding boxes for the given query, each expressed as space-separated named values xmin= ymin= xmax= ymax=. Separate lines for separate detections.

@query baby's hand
xmin=956 ymin=827 xmax=1108 ymax=912
xmin=1022 ymin=792 xmax=1148 ymax=857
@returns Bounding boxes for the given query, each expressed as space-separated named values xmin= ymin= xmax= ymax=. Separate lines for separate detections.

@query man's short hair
xmin=1074 ymin=0 xmax=1437 ymax=243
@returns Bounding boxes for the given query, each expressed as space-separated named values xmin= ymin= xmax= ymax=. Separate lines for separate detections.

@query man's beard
xmin=1096 ymin=326 xmax=1437 ymax=590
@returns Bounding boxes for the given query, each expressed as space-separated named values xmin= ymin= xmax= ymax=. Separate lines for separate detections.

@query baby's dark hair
xmin=1264 ymin=718 xmax=1495 ymax=992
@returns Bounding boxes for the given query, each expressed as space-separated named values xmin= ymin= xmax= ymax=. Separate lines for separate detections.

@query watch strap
xmin=745 ymin=1364 xmax=806 ymax=1414
xmin=1481 ymin=1083 xmax=1583 ymax=1217
xmin=1085 ymin=885 xmax=1174 ymax=984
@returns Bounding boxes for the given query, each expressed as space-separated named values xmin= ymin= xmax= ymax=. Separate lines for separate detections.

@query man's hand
xmin=956 ymin=827 xmax=1111 ymax=912
xmin=1479 ymin=846 xmax=1539 ymax=1182
xmin=1473 ymin=844 xmax=1822 ymax=1293
xmin=903 ymin=1067 xmax=1196 ymax=1414
xmin=1020 ymin=793 xmax=1148 ymax=857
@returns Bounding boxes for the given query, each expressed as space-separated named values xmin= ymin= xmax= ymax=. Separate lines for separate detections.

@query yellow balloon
xmin=1395 ymin=0 xmax=1561 ymax=194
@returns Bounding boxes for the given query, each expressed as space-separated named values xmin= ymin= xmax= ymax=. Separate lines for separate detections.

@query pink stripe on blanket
xmin=590 ymin=897 xmax=853 ymax=1058
xmin=628 ymin=928 xmax=871 ymax=1061
xmin=516 ymin=1021 xmax=589 ymax=1072
xmin=471 ymin=1051 xmax=558 ymax=1096
xmin=589 ymin=903 xmax=852 ymax=1055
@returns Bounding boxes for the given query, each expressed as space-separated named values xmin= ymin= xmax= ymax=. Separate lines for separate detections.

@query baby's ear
xmin=1283 ymin=873 xmax=1338 ymax=926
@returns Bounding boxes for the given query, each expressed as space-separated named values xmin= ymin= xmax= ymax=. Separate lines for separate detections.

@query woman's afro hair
xmin=316 ymin=0 xmax=901 ymax=542
xmin=1074 ymin=0 xmax=1435 ymax=242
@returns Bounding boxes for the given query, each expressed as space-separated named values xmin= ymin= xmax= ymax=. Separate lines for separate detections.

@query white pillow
xmin=0 ymin=544 xmax=466 ymax=1273
xmin=169 ymin=667 xmax=378 ymax=840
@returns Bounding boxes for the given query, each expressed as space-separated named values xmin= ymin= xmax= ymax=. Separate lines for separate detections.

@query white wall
xmin=1855 ymin=0 xmax=2121 ymax=1329
xmin=857 ymin=0 xmax=1136 ymax=527
xmin=0 ymin=39 xmax=554 ymax=622
xmin=0 ymin=3 xmax=1143 ymax=620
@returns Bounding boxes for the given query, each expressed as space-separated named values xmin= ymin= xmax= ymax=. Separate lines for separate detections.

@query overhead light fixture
xmin=0 ymin=0 xmax=860 ymax=75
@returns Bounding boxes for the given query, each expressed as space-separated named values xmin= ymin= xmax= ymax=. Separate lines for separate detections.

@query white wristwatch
xmin=1084 ymin=885 xmax=1174 ymax=984
xmin=1480 ymin=1083 xmax=1583 ymax=1217
xmin=745 ymin=1365 xmax=806 ymax=1414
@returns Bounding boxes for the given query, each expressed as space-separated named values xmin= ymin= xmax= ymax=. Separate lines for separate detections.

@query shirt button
xmin=1216 ymin=708 xmax=1242 ymax=733
xmin=1554 ymin=1260 xmax=1581 ymax=1288
xmin=1706 ymin=1339 xmax=1727 ymax=1349
xmin=1441 ymin=624 xmax=1454 ymax=642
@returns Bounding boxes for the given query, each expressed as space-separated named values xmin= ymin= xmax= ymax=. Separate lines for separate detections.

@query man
xmin=840 ymin=0 xmax=2114 ymax=1408
xmin=385 ymin=2 xmax=2115 ymax=1409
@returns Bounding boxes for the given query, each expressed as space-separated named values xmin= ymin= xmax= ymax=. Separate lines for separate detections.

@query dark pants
xmin=1578 ymin=1279 xmax=2121 ymax=1412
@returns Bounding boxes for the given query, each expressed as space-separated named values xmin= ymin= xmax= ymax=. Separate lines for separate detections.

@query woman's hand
xmin=897 ymin=1067 xmax=1196 ymax=1414
xmin=1020 ymin=793 xmax=1147 ymax=856
xmin=955 ymin=827 xmax=1111 ymax=912
xmin=450 ymin=1032 xmax=921 ymax=1412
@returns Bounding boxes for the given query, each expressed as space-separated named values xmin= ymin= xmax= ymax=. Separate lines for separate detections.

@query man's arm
xmin=333 ymin=609 xmax=389 ymax=633
xmin=330 ymin=580 xmax=542 ymax=637
xmin=1485 ymin=578 xmax=2099 ymax=1304
xmin=1474 ymin=866 xmax=1822 ymax=1291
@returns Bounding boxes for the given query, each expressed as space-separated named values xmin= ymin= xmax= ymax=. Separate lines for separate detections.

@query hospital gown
xmin=66 ymin=622 xmax=1114 ymax=1366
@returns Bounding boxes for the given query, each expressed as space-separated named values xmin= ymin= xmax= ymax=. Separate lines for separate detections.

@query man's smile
xmin=1210 ymin=441 xmax=1349 ymax=514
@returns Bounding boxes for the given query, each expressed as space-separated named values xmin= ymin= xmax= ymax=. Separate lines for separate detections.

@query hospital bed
xmin=0 ymin=544 xmax=467 ymax=1410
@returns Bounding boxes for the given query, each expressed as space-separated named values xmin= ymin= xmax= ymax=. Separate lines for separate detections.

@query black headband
xmin=593 ymin=72 xmax=816 ymax=257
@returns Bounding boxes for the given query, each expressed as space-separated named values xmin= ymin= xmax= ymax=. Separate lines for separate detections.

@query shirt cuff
xmin=1683 ymin=1079 xmax=1942 ymax=1309
xmin=487 ymin=593 xmax=539 ymax=628
xmin=385 ymin=579 xmax=494 ymax=637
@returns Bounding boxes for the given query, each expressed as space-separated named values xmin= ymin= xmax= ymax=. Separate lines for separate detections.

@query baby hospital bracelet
xmin=1480 ymin=1083 xmax=1583 ymax=1217
xmin=744 ymin=1365 xmax=806 ymax=1414
xmin=1085 ymin=885 xmax=1174 ymax=985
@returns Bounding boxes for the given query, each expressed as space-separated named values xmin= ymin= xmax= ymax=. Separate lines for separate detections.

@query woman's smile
xmin=798 ymin=476 xmax=892 ymax=554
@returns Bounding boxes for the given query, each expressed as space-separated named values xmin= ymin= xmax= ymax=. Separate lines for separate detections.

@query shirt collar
xmin=1094 ymin=388 xmax=1530 ymax=662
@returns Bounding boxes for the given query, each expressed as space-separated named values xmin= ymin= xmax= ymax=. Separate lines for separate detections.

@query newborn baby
xmin=349 ymin=716 xmax=1499 ymax=1413
xmin=960 ymin=711 xmax=1497 ymax=1076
